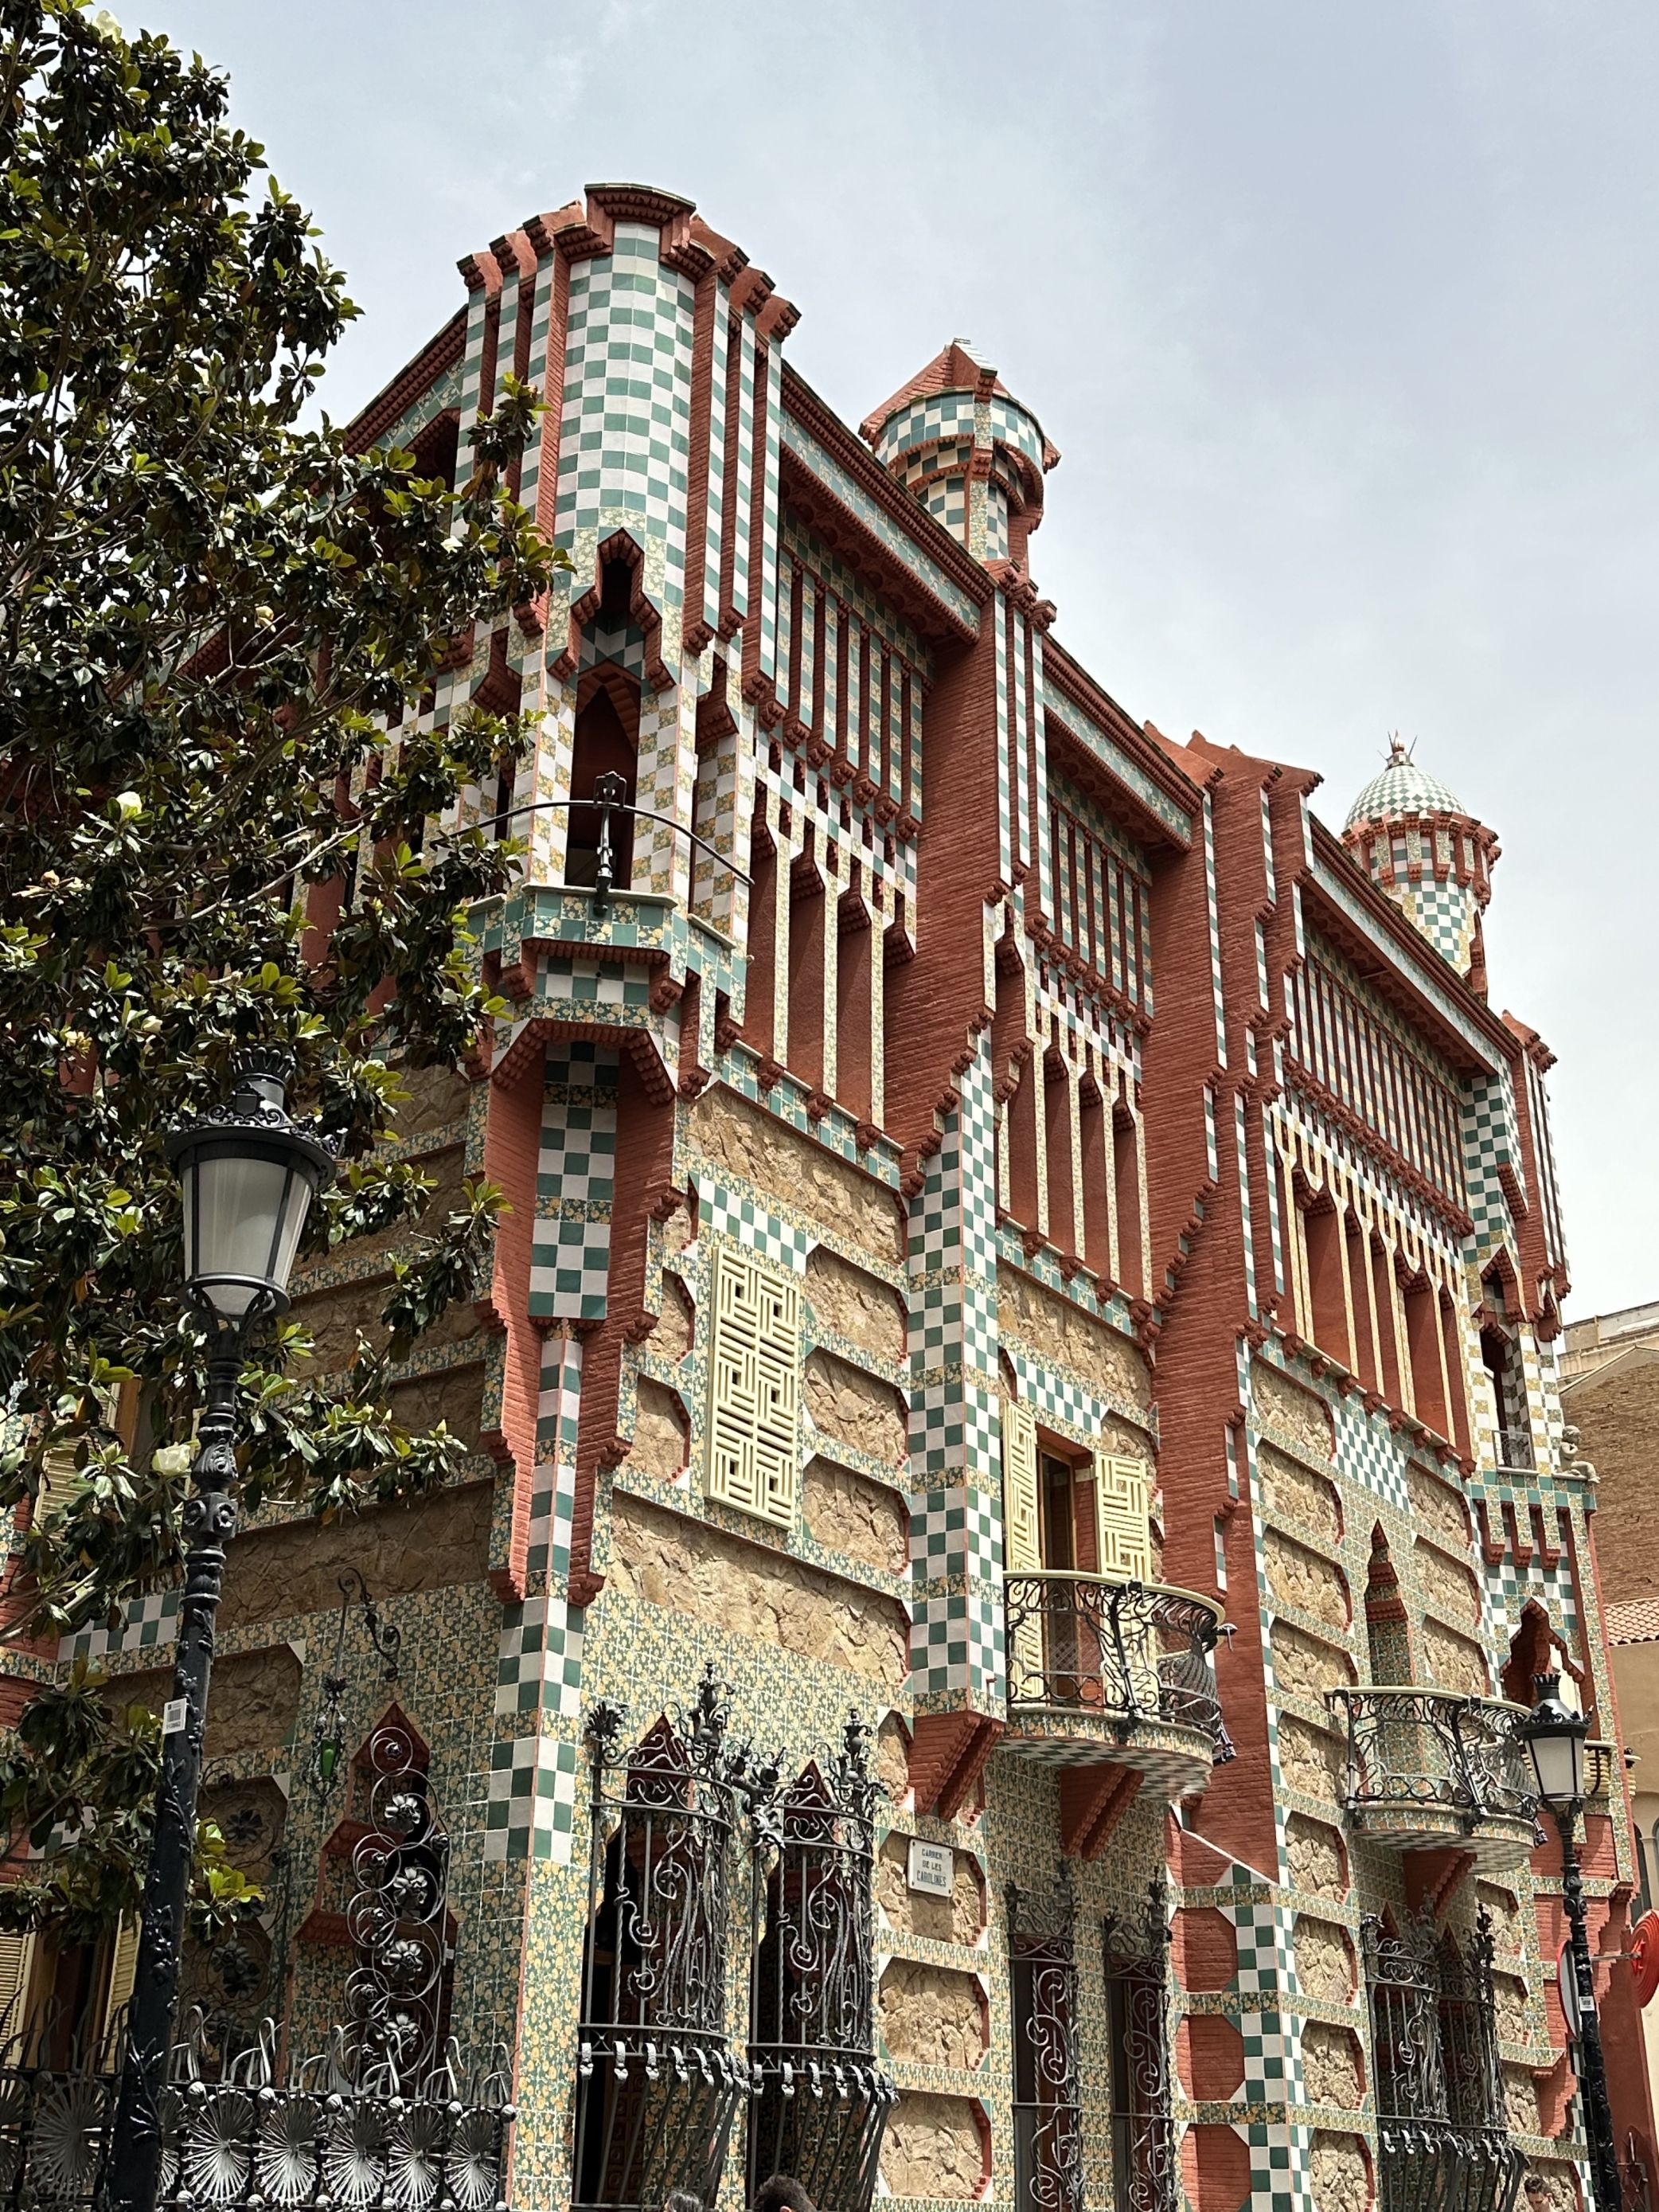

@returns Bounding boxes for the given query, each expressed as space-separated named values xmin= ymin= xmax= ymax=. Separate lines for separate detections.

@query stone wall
xmin=1309 ymin=2131 xmax=1370 ymax=2212
xmin=1251 ymin=1362 xmax=1335 ymax=1461
xmin=686 ymin=1089 xmax=905 ymax=1262
xmin=1259 ymin=1443 xmax=1342 ymax=1546
xmin=607 ymin=1493 xmax=908 ymax=1682
xmin=804 ymin=1350 xmax=908 ymax=1466
xmin=1271 ymin=1620 xmax=1356 ymax=1697
xmin=1266 ymin=1530 xmax=1351 ymax=1629
xmin=630 ymin=1378 xmax=690 ymax=1479
xmin=877 ymin=1960 xmax=987 ymax=2069
xmin=1278 ymin=1714 xmax=1346 ymax=1804
xmin=1301 ymin=2022 xmax=1364 ymax=2105
xmin=999 ymin=1266 xmax=1153 ymax=1414
xmin=880 ymin=2095 xmax=985 ymax=2198
xmin=873 ymin=1831 xmax=984 ymax=1944
xmin=802 ymin=1459 xmax=909 ymax=1575
xmin=118 ymin=1644 xmax=301 ymax=1760
xmin=1415 ymin=1539 xmax=1480 ymax=1628
xmin=1286 ymin=1815 xmax=1349 ymax=1901
xmin=1407 ymin=1464 xmax=1471 ymax=1551
xmin=1294 ymin=1915 xmax=1356 ymax=1999
xmin=1421 ymin=1614 xmax=1489 ymax=1696
xmin=219 ymin=1483 xmax=492 ymax=1630
xmin=803 ymin=1245 xmax=906 ymax=1361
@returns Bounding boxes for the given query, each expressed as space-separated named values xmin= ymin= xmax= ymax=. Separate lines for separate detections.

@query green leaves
xmin=0 ymin=0 xmax=560 ymax=1935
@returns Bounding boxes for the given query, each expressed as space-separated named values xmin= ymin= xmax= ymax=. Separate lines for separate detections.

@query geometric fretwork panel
xmin=1091 ymin=1451 xmax=1153 ymax=1581
xmin=706 ymin=1244 xmax=801 ymax=1527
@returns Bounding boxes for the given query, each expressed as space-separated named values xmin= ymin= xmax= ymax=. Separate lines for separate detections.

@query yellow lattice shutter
xmin=0 ymin=1930 xmax=35 ymax=2040
xmin=1001 ymin=1400 xmax=1044 ymax=1698
xmin=706 ymin=1245 xmax=800 ymax=1527
xmin=1001 ymin=1401 xmax=1040 ymax=1572
xmin=1092 ymin=1450 xmax=1159 ymax=1708
xmin=1091 ymin=1451 xmax=1153 ymax=1581
xmin=102 ymin=1914 xmax=141 ymax=2042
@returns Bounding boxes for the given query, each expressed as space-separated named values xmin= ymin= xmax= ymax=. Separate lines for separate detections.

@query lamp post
xmin=111 ymin=1049 xmax=334 ymax=2212
xmin=1520 ymin=1672 xmax=1623 ymax=2212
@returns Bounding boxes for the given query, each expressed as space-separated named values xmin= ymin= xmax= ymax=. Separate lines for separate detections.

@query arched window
xmin=575 ymin=1675 xmax=747 ymax=2212
xmin=567 ymin=667 xmax=638 ymax=891
xmin=1008 ymin=1866 xmax=1083 ymax=2212
xmin=748 ymin=1716 xmax=893 ymax=2212
xmin=1101 ymin=1885 xmax=1175 ymax=2212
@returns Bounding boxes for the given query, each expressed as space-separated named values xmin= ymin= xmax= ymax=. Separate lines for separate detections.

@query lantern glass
xmin=1522 ymin=1678 xmax=1588 ymax=1808
xmin=178 ymin=1136 xmax=323 ymax=1319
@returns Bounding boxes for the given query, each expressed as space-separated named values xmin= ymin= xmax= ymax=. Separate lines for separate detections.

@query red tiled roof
xmin=1605 ymin=1598 xmax=1659 ymax=1646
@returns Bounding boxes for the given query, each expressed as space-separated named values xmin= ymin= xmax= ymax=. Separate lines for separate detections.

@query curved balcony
xmin=1327 ymin=1688 xmax=1539 ymax=1870
xmin=1002 ymin=1573 xmax=1230 ymax=1797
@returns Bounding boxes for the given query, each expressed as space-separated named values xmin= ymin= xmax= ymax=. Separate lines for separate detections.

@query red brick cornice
xmin=1305 ymin=819 xmax=1517 ymax=1067
xmin=781 ymin=368 xmax=992 ymax=612
xmin=343 ymin=311 xmax=466 ymax=456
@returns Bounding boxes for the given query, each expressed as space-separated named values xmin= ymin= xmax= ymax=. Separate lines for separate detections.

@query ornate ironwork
xmin=1003 ymin=1574 xmax=1228 ymax=1753
xmin=1331 ymin=1690 xmax=1539 ymax=1833
xmin=1101 ymin=1884 xmax=1177 ymax=2212
xmin=342 ymin=1718 xmax=453 ymax=2087
xmin=574 ymin=1667 xmax=767 ymax=2212
xmin=748 ymin=1711 xmax=896 ymax=2212
xmin=0 ymin=2003 xmax=513 ymax=2210
xmin=312 ymin=1573 xmax=404 ymax=1801
xmin=1362 ymin=1909 xmax=1524 ymax=2212
xmin=1007 ymin=1866 xmax=1083 ymax=2212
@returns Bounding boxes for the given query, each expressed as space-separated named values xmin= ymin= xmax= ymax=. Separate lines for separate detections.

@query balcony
xmin=1328 ymin=1688 xmax=1539 ymax=1870
xmin=1001 ymin=1573 xmax=1229 ymax=1796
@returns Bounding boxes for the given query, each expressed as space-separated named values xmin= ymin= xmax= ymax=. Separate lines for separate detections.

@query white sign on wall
xmin=908 ymin=1839 xmax=954 ymax=1897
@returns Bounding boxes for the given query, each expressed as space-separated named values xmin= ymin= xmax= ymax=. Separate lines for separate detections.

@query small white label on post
xmin=908 ymin=1839 xmax=954 ymax=1897
xmin=162 ymin=1697 xmax=189 ymax=1737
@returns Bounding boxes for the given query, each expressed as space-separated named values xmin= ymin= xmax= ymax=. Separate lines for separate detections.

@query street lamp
xmin=112 ymin=1049 xmax=334 ymax=2212
xmin=1520 ymin=1673 xmax=1623 ymax=2212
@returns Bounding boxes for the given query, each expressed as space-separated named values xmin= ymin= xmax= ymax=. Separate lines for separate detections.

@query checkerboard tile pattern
xmin=484 ymin=1339 xmax=585 ymax=1866
xmin=907 ymin=1042 xmax=1005 ymax=1714
xmin=62 ymin=1586 xmax=179 ymax=1663
xmin=555 ymin=223 xmax=695 ymax=608
xmin=529 ymin=1044 xmax=618 ymax=1323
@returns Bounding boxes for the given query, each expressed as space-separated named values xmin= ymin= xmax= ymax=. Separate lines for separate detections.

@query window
xmin=705 ymin=1245 xmax=800 ymax=1526
xmin=576 ymin=1686 xmax=746 ymax=2212
xmin=1009 ymin=1872 xmax=1083 ymax=2212
xmin=748 ymin=1721 xmax=895 ymax=2212
xmin=1103 ymin=1891 xmax=1176 ymax=2212
xmin=1002 ymin=1408 xmax=1164 ymax=1715
xmin=1362 ymin=1909 xmax=1522 ymax=2212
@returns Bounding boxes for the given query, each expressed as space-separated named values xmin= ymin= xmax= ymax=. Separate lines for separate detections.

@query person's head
xmin=664 ymin=2193 xmax=703 ymax=2212
xmin=750 ymin=2177 xmax=818 ymax=2212
xmin=1524 ymin=2180 xmax=1549 ymax=2207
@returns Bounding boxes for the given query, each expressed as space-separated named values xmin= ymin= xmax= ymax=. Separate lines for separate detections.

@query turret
xmin=1341 ymin=737 xmax=1499 ymax=994
xmin=861 ymin=339 xmax=1058 ymax=570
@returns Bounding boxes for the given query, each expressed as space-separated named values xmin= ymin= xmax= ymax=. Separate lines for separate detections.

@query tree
xmin=0 ymin=0 xmax=559 ymax=1939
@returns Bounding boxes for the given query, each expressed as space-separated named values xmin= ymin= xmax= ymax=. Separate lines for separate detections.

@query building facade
xmin=1 ymin=181 xmax=1649 ymax=2212
xmin=1560 ymin=1303 xmax=1659 ymax=2164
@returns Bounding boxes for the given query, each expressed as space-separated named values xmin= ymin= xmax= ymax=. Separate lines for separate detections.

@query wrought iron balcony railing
xmin=1003 ymin=1575 xmax=1228 ymax=1752
xmin=1329 ymin=1688 xmax=1537 ymax=1860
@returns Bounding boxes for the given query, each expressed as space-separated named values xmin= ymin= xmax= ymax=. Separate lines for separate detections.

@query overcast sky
xmin=135 ymin=0 xmax=1658 ymax=1319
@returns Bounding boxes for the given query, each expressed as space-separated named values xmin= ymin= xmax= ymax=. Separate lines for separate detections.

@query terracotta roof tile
xmin=1605 ymin=1597 xmax=1659 ymax=1646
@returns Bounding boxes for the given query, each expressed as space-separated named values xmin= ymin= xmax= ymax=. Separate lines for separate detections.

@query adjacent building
xmin=0 ymin=182 xmax=1647 ymax=2212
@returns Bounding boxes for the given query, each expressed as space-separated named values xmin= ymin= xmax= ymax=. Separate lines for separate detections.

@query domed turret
xmin=861 ymin=340 xmax=1058 ymax=570
xmin=1341 ymin=737 xmax=1499 ymax=993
